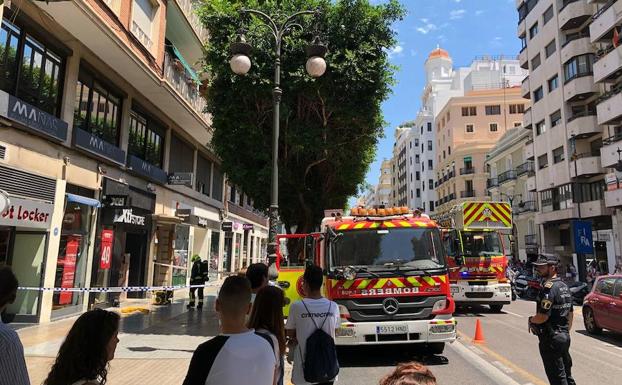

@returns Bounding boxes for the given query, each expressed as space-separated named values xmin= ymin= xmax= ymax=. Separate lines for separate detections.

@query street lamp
xmin=230 ymin=9 xmax=327 ymax=277
xmin=615 ymin=147 xmax=622 ymax=172
xmin=570 ymin=134 xmax=587 ymax=282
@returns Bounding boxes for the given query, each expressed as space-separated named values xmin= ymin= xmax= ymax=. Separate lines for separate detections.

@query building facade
xmin=517 ymin=0 xmax=617 ymax=275
xmin=391 ymin=122 xmax=422 ymax=209
xmin=434 ymin=87 xmax=528 ymax=214
xmin=0 ymin=0 xmax=266 ymax=323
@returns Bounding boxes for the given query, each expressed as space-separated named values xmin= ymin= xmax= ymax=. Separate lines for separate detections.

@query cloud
xmin=449 ymin=9 xmax=466 ymax=20
xmin=387 ymin=45 xmax=404 ymax=58
xmin=410 ymin=49 xmax=418 ymax=57
xmin=490 ymin=36 xmax=504 ymax=47
xmin=416 ymin=22 xmax=438 ymax=34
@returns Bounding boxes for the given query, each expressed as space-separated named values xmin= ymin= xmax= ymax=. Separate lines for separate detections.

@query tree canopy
xmin=198 ymin=0 xmax=404 ymax=232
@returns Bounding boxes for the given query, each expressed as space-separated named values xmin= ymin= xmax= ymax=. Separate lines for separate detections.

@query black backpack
xmin=301 ymin=300 xmax=339 ymax=383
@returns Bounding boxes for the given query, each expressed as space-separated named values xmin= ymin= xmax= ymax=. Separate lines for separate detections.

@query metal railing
xmin=164 ymin=52 xmax=210 ymax=122
xmin=460 ymin=167 xmax=475 ymax=175
xmin=132 ymin=21 xmax=153 ymax=49
xmin=562 ymin=31 xmax=590 ymax=48
xmin=517 ymin=200 xmax=537 ymax=213
xmin=498 ymin=170 xmax=517 ymax=184
xmin=560 ymin=0 xmax=580 ymax=12
xmin=603 ymin=129 xmax=622 ymax=145
xmin=567 ymin=109 xmax=596 ymax=122
xmin=592 ymin=0 xmax=616 ymax=21
xmin=460 ymin=190 xmax=476 ymax=198
xmin=516 ymin=161 xmax=535 ymax=176
xmin=487 ymin=178 xmax=499 ymax=188
xmin=525 ymin=234 xmax=538 ymax=245
xmin=596 ymin=82 xmax=622 ymax=105
xmin=175 ymin=0 xmax=209 ymax=42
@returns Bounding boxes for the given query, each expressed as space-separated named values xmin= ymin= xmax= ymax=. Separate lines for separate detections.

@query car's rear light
xmin=338 ymin=304 xmax=350 ymax=320
xmin=432 ymin=297 xmax=455 ymax=315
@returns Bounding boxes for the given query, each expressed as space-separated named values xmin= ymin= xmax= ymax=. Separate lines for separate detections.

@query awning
xmin=463 ymin=156 xmax=472 ymax=162
xmin=169 ymin=44 xmax=200 ymax=84
xmin=66 ymin=193 xmax=100 ymax=208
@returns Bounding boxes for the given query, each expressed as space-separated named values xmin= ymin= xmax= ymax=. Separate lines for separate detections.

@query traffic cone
xmin=473 ymin=319 xmax=485 ymax=344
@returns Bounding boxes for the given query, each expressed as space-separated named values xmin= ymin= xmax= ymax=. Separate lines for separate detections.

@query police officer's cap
xmin=533 ymin=253 xmax=559 ymax=266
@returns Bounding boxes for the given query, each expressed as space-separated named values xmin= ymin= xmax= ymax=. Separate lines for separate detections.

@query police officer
xmin=187 ymin=255 xmax=208 ymax=309
xmin=528 ymin=254 xmax=576 ymax=385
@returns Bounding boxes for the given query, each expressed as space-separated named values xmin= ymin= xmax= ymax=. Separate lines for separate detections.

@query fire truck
xmin=275 ymin=207 xmax=456 ymax=354
xmin=434 ymin=201 xmax=513 ymax=312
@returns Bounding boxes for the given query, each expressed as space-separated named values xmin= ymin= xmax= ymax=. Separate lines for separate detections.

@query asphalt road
xmin=337 ymin=299 xmax=622 ymax=385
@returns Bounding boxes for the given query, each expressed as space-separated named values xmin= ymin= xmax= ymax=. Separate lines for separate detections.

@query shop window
xmin=0 ymin=18 xmax=64 ymax=116
xmin=128 ymin=109 xmax=165 ymax=167
xmin=196 ymin=154 xmax=213 ymax=197
xmin=7 ymin=233 xmax=46 ymax=318
xmin=209 ymin=231 xmax=221 ymax=280
xmin=74 ymin=68 xmax=122 ymax=145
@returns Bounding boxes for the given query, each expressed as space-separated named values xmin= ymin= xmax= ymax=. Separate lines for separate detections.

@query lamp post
xmin=570 ymin=134 xmax=587 ymax=283
xmin=230 ymin=9 xmax=327 ymax=276
xmin=500 ymin=192 xmax=521 ymax=262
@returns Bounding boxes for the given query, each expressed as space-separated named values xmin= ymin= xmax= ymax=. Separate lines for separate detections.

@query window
xmin=485 ymin=105 xmax=501 ymax=115
xmin=429 ymin=201 xmax=434 ymax=211
xmin=128 ymin=109 xmax=165 ymax=167
xmin=443 ymin=150 xmax=446 ymax=159
xmin=1 ymin=18 xmax=64 ymax=116
xmin=489 ymin=123 xmax=498 ymax=132
xmin=536 ymin=120 xmax=546 ymax=135
xmin=548 ymin=74 xmax=559 ymax=92
xmin=196 ymin=154 xmax=213 ymax=196
xmin=596 ymin=278 xmax=616 ymax=296
xmin=447 ymin=111 xmax=450 ymax=121
xmin=448 ymin=146 xmax=451 ymax=155
xmin=550 ymin=110 xmax=561 ymax=127
xmin=409 ymin=141 xmax=412 ymax=149
xmin=543 ymin=5 xmax=554 ymax=25
xmin=462 ymin=106 xmax=477 ymax=116
xmin=466 ymin=124 xmax=474 ymax=133
xmin=545 ymin=39 xmax=556 ymax=58
xmin=514 ymin=122 xmax=522 ymax=127
xmin=416 ymin=171 xmax=420 ymax=180
xmin=169 ymin=133 xmax=194 ymax=174
xmin=509 ymin=104 xmax=525 ymax=114
xmin=538 ymin=153 xmax=548 ymax=169
xmin=429 ymin=179 xmax=433 ymax=190
xmin=428 ymin=159 xmax=433 ymax=169
xmin=427 ymin=122 xmax=432 ymax=132
xmin=520 ymin=35 xmax=527 ymax=51
xmin=415 ymin=155 xmax=420 ymax=164
xmin=414 ymin=139 xmax=419 ymax=146
xmin=533 ymin=86 xmax=544 ymax=102
xmin=531 ymin=53 xmax=541 ymax=70
xmin=564 ymin=54 xmax=594 ymax=83
xmin=416 ymin=188 xmax=421 ymax=198
xmin=74 ymin=68 xmax=122 ymax=145
xmin=529 ymin=22 xmax=539 ymax=39
xmin=553 ymin=146 xmax=565 ymax=163
xmin=131 ymin=0 xmax=156 ymax=49
xmin=427 ymin=140 xmax=433 ymax=151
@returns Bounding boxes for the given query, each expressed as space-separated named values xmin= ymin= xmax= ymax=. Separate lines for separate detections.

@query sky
xmin=361 ymin=0 xmax=521 ymax=196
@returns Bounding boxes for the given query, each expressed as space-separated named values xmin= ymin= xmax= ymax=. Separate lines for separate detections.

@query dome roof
xmin=427 ymin=46 xmax=450 ymax=60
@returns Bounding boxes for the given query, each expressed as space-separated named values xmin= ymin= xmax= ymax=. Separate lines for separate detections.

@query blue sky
xmin=362 ymin=0 xmax=520 ymax=191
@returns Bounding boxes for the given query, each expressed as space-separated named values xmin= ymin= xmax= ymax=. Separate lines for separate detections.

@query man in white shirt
xmin=183 ymin=276 xmax=276 ymax=385
xmin=286 ymin=265 xmax=341 ymax=385
xmin=0 ymin=267 xmax=30 ymax=385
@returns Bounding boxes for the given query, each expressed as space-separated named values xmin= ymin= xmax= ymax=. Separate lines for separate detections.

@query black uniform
xmin=533 ymin=276 xmax=576 ymax=385
xmin=188 ymin=260 xmax=208 ymax=309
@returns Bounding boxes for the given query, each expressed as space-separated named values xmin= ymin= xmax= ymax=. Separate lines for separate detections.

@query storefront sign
xmin=103 ymin=195 xmax=128 ymax=208
xmin=0 ymin=196 xmax=53 ymax=229
xmin=100 ymin=230 xmax=114 ymax=270
xmin=59 ymin=236 xmax=80 ymax=304
xmin=243 ymin=223 xmax=254 ymax=231
xmin=0 ymin=190 xmax=9 ymax=215
xmin=221 ymin=221 xmax=233 ymax=232
xmin=113 ymin=209 xmax=146 ymax=226
xmin=168 ymin=172 xmax=193 ymax=186
xmin=127 ymin=155 xmax=168 ymax=184
xmin=572 ymin=220 xmax=594 ymax=254
xmin=74 ymin=127 xmax=126 ymax=165
xmin=175 ymin=209 xmax=192 ymax=218
xmin=0 ymin=90 xmax=68 ymax=142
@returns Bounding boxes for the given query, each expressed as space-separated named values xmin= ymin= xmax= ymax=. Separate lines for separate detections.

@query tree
xmin=198 ymin=0 xmax=404 ymax=233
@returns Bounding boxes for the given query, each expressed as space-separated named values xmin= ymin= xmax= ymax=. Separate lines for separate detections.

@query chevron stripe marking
xmin=437 ymin=275 xmax=447 ymax=283
xmin=464 ymin=203 xmax=485 ymax=226
xmin=390 ymin=278 xmax=405 ymax=288
xmin=415 ymin=221 xmax=429 ymax=227
xmin=370 ymin=222 xmax=380 ymax=229
xmin=357 ymin=279 xmax=371 ymax=289
xmin=383 ymin=222 xmax=396 ymax=228
xmin=464 ymin=202 xmax=481 ymax=218
xmin=374 ymin=278 xmax=389 ymax=289
xmin=489 ymin=204 xmax=511 ymax=226
xmin=406 ymin=277 xmax=422 ymax=287
xmin=332 ymin=280 xmax=339 ymax=288
xmin=354 ymin=222 xmax=366 ymax=229
xmin=343 ymin=280 xmax=356 ymax=289
xmin=423 ymin=276 xmax=437 ymax=286
xmin=399 ymin=221 xmax=412 ymax=227
xmin=338 ymin=224 xmax=350 ymax=230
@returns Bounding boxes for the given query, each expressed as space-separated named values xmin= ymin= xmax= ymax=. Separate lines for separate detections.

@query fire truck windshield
xmin=460 ymin=231 xmax=502 ymax=257
xmin=330 ymin=228 xmax=446 ymax=270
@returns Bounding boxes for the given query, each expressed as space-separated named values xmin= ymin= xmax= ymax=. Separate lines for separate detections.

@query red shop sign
xmin=100 ymin=230 xmax=114 ymax=270
xmin=59 ymin=236 xmax=81 ymax=305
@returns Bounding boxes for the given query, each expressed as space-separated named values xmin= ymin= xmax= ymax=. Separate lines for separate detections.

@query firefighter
xmin=187 ymin=255 xmax=208 ymax=310
xmin=528 ymin=254 xmax=576 ymax=385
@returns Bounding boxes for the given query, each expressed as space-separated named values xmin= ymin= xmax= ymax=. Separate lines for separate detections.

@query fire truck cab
xmin=275 ymin=207 xmax=456 ymax=353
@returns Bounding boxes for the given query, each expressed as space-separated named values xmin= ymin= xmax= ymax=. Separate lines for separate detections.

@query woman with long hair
xmin=379 ymin=362 xmax=437 ymax=385
xmin=44 ymin=309 xmax=120 ymax=385
xmin=248 ymin=285 xmax=286 ymax=385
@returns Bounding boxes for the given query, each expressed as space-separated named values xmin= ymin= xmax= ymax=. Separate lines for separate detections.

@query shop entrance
xmin=224 ymin=234 xmax=233 ymax=272
xmin=126 ymin=232 xmax=147 ymax=298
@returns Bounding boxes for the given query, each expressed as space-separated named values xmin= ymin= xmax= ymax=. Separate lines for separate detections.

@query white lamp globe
xmin=230 ymin=54 xmax=252 ymax=75
xmin=306 ymin=56 xmax=326 ymax=78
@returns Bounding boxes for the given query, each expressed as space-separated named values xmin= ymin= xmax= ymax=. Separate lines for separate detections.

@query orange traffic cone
xmin=473 ymin=319 xmax=485 ymax=344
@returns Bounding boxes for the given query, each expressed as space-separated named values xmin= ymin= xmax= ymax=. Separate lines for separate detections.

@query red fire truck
xmin=275 ymin=207 xmax=456 ymax=354
xmin=434 ymin=201 xmax=513 ymax=312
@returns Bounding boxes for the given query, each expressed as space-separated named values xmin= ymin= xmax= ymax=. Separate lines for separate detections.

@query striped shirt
xmin=0 ymin=321 xmax=30 ymax=385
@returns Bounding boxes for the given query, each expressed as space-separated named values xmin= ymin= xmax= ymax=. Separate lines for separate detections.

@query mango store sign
xmin=0 ymin=196 xmax=54 ymax=229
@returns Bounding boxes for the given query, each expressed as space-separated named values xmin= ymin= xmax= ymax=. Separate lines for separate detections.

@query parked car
xmin=582 ymin=275 xmax=622 ymax=335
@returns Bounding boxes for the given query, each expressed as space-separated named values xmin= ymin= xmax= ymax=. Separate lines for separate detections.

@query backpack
xmin=300 ymin=300 xmax=339 ymax=383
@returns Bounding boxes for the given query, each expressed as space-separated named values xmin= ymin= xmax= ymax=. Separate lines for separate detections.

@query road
xmin=20 ymin=295 xmax=622 ymax=385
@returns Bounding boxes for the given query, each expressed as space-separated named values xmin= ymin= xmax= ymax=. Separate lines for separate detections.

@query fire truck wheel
xmin=489 ymin=304 xmax=504 ymax=313
xmin=427 ymin=342 xmax=445 ymax=355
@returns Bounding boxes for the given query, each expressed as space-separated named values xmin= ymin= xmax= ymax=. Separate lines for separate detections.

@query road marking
xmin=449 ymin=340 xmax=522 ymax=385
xmin=456 ymin=330 xmax=548 ymax=385
xmin=595 ymin=346 xmax=622 ymax=359
xmin=604 ymin=343 xmax=622 ymax=351
xmin=469 ymin=345 xmax=485 ymax=355
xmin=503 ymin=310 xmax=524 ymax=318
xmin=492 ymin=360 xmax=514 ymax=374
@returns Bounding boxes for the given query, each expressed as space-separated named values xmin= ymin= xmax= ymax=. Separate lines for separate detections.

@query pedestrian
xmin=43 ymin=309 xmax=120 ymax=385
xmin=188 ymin=255 xmax=208 ymax=310
xmin=246 ymin=262 xmax=269 ymax=304
xmin=286 ymin=265 xmax=340 ymax=385
xmin=528 ymin=254 xmax=576 ymax=385
xmin=379 ymin=362 xmax=437 ymax=385
xmin=248 ymin=285 xmax=287 ymax=385
xmin=182 ymin=276 xmax=276 ymax=385
xmin=0 ymin=267 xmax=30 ymax=385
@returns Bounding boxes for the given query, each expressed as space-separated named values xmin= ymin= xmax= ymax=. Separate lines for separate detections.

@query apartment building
xmin=517 ymin=0 xmax=617 ymax=275
xmin=0 ymin=0 xmax=267 ymax=323
xmin=434 ymin=87 xmax=528 ymax=214
xmin=486 ymin=127 xmax=538 ymax=262
xmin=391 ymin=122 xmax=422 ymax=209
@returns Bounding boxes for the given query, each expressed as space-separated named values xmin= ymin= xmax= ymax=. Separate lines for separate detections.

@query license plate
xmin=470 ymin=286 xmax=489 ymax=292
xmin=336 ymin=327 xmax=355 ymax=337
xmin=376 ymin=324 xmax=408 ymax=335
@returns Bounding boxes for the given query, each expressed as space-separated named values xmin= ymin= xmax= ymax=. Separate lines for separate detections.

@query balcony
xmin=559 ymin=0 xmax=594 ymax=30
xmin=228 ymin=203 xmax=269 ymax=226
xmin=566 ymin=112 xmax=600 ymax=138
xmin=460 ymin=190 xmax=476 ymax=198
xmin=605 ymin=182 xmax=622 ymax=207
xmin=525 ymin=234 xmax=538 ymax=246
xmin=460 ymin=167 xmax=476 ymax=175
xmin=517 ymin=200 xmax=538 ymax=214
xmin=498 ymin=170 xmax=517 ymax=184
xmin=596 ymin=84 xmax=622 ymax=125
xmin=570 ymin=153 xmax=605 ymax=177
xmin=564 ymin=75 xmax=598 ymax=102
xmin=594 ymin=44 xmax=622 ymax=83
xmin=516 ymin=161 xmax=535 ymax=176
xmin=590 ymin=0 xmax=622 ymax=43
xmin=164 ymin=52 xmax=210 ymax=123
xmin=525 ymin=139 xmax=535 ymax=160
xmin=580 ymin=199 xmax=611 ymax=218
xmin=523 ymin=107 xmax=533 ymax=129
xmin=448 ymin=193 xmax=456 ymax=202
xmin=561 ymin=36 xmax=593 ymax=64
xmin=519 ymin=46 xmax=528 ymax=69
xmin=174 ymin=0 xmax=209 ymax=43
xmin=600 ymin=132 xmax=622 ymax=167
xmin=487 ymin=177 xmax=499 ymax=189
xmin=527 ymin=175 xmax=537 ymax=191
xmin=521 ymin=76 xmax=530 ymax=99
